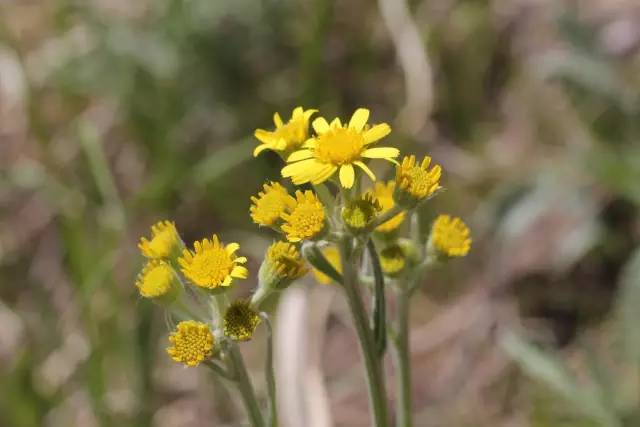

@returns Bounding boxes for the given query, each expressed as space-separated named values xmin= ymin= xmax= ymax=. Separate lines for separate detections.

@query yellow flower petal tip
xmin=282 ymin=108 xmax=397 ymax=188
xmin=178 ymin=235 xmax=248 ymax=290
xmin=224 ymin=300 xmax=261 ymax=341
xmin=250 ymin=182 xmax=296 ymax=227
xmin=138 ymin=220 xmax=182 ymax=259
xmin=312 ymin=246 xmax=342 ymax=285
xmin=135 ymin=259 xmax=181 ymax=301
xmin=280 ymin=190 xmax=326 ymax=242
xmin=430 ymin=215 xmax=472 ymax=257
xmin=254 ymin=107 xmax=317 ymax=156
xmin=395 ymin=155 xmax=442 ymax=206
xmin=370 ymin=181 xmax=406 ymax=233
xmin=166 ymin=320 xmax=214 ymax=367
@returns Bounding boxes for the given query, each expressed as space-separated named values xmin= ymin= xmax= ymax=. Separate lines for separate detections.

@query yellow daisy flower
xmin=135 ymin=259 xmax=181 ymax=301
xmin=281 ymin=108 xmax=399 ymax=188
xmin=280 ymin=190 xmax=326 ymax=242
xmin=254 ymin=107 xmax=317 ymax=156
xmin=395 ymin=155 xmax=442 ymax=206
xmin=138 ymin=220 xmax=182 ymax=259
xmin=178 ymin=235 xmax=248 ymax=290
xmin=370 ymin=181 xmax=406 ymax=233
xmin=312 ymin=246 xmax=342 ymax=285
xmin=250 ymin=182 xmax=296 ymax=227
xmin=429 ymin=215 xmax=472 ymax=257
xmin=167 ymin=320 xmax=214 ymax=367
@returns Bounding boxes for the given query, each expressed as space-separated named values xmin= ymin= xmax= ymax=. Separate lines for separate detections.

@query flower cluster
xmin=251 ymin=106 xmax=471 ymax=285
xmin=133 ymin=106 xmax=472 ymax=377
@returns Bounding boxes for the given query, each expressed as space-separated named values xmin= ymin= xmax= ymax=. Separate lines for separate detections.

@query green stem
xmin=366 ymin=239 xmax=387 ymax=357
xmin=228 ymin=343 xmax=265 ymax=427
xmin=393 ymin=284 xmax=412 ymax=427
xmin=339 ymin=237 xmax=389 ymax=427
xmin=262 ymin=314 xmax=278 ymax=427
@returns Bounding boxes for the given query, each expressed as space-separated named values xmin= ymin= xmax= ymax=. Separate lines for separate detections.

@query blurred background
xmin=1 ymin=0 xmax=640 ymax=426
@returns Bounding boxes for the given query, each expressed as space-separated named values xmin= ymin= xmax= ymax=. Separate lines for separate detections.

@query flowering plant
xmin=134 ymin=107 xmax=471 ymax=427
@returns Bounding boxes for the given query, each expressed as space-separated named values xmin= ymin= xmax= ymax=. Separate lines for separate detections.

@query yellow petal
xmin=282 ymin=159 xmax=317 ymax=177
xmin=354 ymin=161 xmax=376 ymax=181
xmin=226 ymin=243 xmax=240 ymax=255
xmin=235 ymin=256 xmax=248 ymax=264
xmin=363 ymin=123 xmax=391 ymax=144
xmin=273 ymin=112 xmax=283 ymax=127
xmin=312 ymin=117 xmax=330 ymax=134
xmin=302 ymin=138 xmax=316 ymax=148
xmin=339 ymin=164 xmax=355 ymax=188
xmin=231 ymin=266 xmax=249 ymax=279
xmin=362 ymin=147 xmax=400 ymax=159
xmin=287 ymin=150 xmax=314 ymax=162
xmin=310 ymin=165 xmax=338 ymax=184
xmin=330 ymin=118 xmax=341 ymax=128
xmin=349 ymin=108 xmax=370 ymax=132
xmin=254 ymin=129 xmax=275 ymax=144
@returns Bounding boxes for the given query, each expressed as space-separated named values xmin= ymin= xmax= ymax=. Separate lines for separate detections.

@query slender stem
xmin=228 ymin=343 xmax=265 ymax=427
xmin=366 ymin=239 xmax=387 ymax=357
xmin=261 ymin=314 xmax=278 ymax=427
xmin=393 ymin=283 xmax=412 ymax=427
xmin=338 ymin=237 xmax=389 ymax=427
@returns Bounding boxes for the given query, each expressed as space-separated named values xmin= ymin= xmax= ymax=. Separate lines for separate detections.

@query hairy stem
xmin=228 ymin=343 xmax=264 ymax=427
xmin=339 ymin=236 xmax=389 ymax=427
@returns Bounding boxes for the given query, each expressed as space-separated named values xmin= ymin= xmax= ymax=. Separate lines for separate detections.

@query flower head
xmin=178 ymin=235 xmax=248 ymax=290
xmin=395 ymin=155 xmax=442 ymax=206
xmin=259 ymin=241 xmax=307 ymax=289
xmin=429 ymin=215 xmax=472 ymax=257
xmin=135 ymin=259 xmax=181 ymax=302
xmin=281 ymin=108 xmax=399 ymax=188
xmin=281 ymin=190 xmax=326 ymax=242
xmin=379 ymin=244 xmax=407 ymax=276
xmin=138 ymin=220 xmax=182 ymax=259
xmin=342 ymin=193 xmax=381 ymax=232
xmin=224 ymin=300 xmax=261 ymax=341
xmin=370 ymin=181 xmax=406 ymax=233
xmin=312 ymin=246 xmax=342 ymax=285
xmin=250 ymin=182 xmax=296 ymax=227
xmin=254 ymin=107 xmax=317 ymax=156
xmin=167 ymin=320 xmax=214 ymax=367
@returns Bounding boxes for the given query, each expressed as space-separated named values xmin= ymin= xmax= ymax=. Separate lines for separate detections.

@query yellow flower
xmin=281 ymin=108 xmax=399 ymax=188
xmin=135 ymin=259 xmax=181 ymax=301
xmin=430 ymin=215 xmax=472 ymax=257
xmin=395 ymin=155 xmax=442 ymax=205
xmin=178 ymin=235 xmax=248 ymax=290
xmin=138 ymin=220 xmax=182 ymax=259
xmin=254 ymin=107 xmax=317 ymax=156
xmin=260 ymin=241 xmax=307 ymax=288
xmin=379 ymin=245 xmax=407 ymax=276
xmin=250 ymin=182 xmax=296 ymax=227
xmin=281 ymin=190 xmax=326 ymax=242
xmin=312 ymin=246 xmax=342 ymax=284
xmin=167 ymin=320 xmax=214 ymax=367
xmin=341 ymin=193 xmax=381 ymax=231
xmin=224 ymin=300 xmax=261 ymax=341
xmin=370 ymin=181 xmax=405 ymax=233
